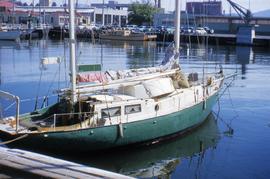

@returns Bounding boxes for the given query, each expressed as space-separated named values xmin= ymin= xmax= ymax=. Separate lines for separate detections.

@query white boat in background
xmin=0 ymin=30 xmax=20 ymax=41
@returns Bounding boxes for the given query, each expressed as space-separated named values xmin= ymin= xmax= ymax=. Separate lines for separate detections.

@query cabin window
xmin=101 ymin=107 xmax=121 ymax=118
xmin=125 ymin=104 xmax=141 ymax=114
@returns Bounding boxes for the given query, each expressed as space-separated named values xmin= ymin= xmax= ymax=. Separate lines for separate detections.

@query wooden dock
xmin=0 ymin=147 xmax=133 ymax=179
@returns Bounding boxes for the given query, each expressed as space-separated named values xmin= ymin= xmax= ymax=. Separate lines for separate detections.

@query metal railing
xmin=0 ymin=90 xmax=20 ymax=133
xmin=26 ymin=111 xmax=100 ymax=131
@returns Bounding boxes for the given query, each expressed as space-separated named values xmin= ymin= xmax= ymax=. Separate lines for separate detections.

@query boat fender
xmin=118 ymin=123 xmax=124 ymax=138
xmin=155 ymin=104 xmax=159 ymax=111
xmin=207 ymin=76 xmax=214 ymax=86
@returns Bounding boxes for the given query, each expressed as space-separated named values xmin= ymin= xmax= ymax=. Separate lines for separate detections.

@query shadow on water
xmin=2 ymin=113 xmax=220 ymax=178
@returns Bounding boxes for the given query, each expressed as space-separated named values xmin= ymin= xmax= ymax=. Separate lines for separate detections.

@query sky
xmin=20 ymin=0 xmax=270 ymax=13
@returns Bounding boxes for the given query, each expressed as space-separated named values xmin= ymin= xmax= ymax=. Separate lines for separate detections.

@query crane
xmin=227 ymin=0 xmax=252 ymax=25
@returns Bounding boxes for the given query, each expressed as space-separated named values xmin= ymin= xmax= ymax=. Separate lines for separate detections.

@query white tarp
xmin=143 ymin=78 xmax=175 ymax=98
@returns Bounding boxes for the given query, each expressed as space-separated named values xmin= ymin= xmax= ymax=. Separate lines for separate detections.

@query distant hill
xmin=253 ymin=9 xmax=270 ymax=17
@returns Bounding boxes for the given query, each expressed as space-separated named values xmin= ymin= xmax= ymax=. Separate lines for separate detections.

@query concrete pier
xmin=156 ymin=33 xmax=270 ymax=47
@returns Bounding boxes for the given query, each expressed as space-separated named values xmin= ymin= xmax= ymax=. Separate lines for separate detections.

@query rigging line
xmin=226 ymin=85 xmax=239 ymax=124
xmin=36 ymin=68 xmax=61 ymax=109
xmin=3 ymin=102 xmax=16 ymax=112
xmin=0 ymin=103 xmax=3 ymax=118
xmin=185 ymin=11 xmax=192 ymax=50
xmin=100 ymin=73 xmax=112 ymax=125
xmin=217 ymin=77 xmax=236 ymax=101
xmin=58 ymin=57 xmax=61 ymax=95
xmin=34 ymin=67 xmax=44 ymax=110
xmin=0 ymin=134 xmax=28 ymax=145
xmin=20 ymin=94 xmax=58 ymax=103
xmin=191 ymin=3 xmax=201 ymax=48
xmin=45 ymin=68 xmax=60 ymax=98
xmin=63 ymin=40 xmax=68 ymax=87
xmin=212 ymin=110 xmax=234 ymax=134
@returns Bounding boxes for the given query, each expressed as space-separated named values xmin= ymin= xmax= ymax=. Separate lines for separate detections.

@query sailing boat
xmin=0 ymin=24 xmax=20 ymax=41
xmin=0 ymin=0 xmax=224 ymax=151
xmin=0 ymin=1 xmax=21 ymax=41
xmin=0 ymin=29 xmax=20 ymax=41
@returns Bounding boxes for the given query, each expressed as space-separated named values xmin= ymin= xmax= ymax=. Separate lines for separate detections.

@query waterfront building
xmin=0 ymin=2 xmax=128 ymax=27
xmin=40 ymin=0 xmax=51 ymax=7
xmin=186 ymin=0 xmax=222 ymax=16
xmin=153 ymin=11 xmax=270 ymax=35
xmin=90 ymin=0 xmax=129 ymax=11
xmin=153 ymin=0 xmax=270 ymax=36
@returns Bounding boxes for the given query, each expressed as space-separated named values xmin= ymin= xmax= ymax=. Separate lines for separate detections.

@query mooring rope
xmin=0 ymin=134 xmax=28 ymax=145
xmin=214 ymin=75 xmax=239 ymax=135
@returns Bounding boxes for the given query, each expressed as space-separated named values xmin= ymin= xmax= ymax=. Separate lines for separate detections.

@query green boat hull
xmin=1 ymin=93 xmax=218 ymax=152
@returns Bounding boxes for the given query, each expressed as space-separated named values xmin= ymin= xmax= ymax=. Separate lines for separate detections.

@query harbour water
xmin=0 ymin=39 xmax=270 ymax=178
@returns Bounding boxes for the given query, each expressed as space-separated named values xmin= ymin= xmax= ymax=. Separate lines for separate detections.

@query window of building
xmin=121 ymin=16 xmax=127 ymax=26
xmin=95 ymin=14 xmax=102 ymax=24
xmin=101 ymin=107 xmax=121 ymax=118
xmin=125 ymin=104 xmax=141 ymax=114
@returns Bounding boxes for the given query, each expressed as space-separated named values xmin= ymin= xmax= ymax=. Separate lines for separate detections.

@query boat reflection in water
xmin=58 ymin=113 xmax=220 ymax=178
xmin=2 ymin=113 xmax=219 ymax=178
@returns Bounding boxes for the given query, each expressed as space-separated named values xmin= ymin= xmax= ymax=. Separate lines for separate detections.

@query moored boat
xmin=0 ymin=30 xmax=20 ymax=41
xmin=100 ymin=29 xmax=157 ymax=41
xmin=0 ymin=0 xmax=224 ymax=152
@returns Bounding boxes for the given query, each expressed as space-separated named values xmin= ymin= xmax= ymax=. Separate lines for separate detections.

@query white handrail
xmin=0 ymin=90 xmax=20 ymax=133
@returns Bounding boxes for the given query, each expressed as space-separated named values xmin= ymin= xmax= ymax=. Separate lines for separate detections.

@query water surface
xmin=0 ymin=39 xmax=270 ymax=178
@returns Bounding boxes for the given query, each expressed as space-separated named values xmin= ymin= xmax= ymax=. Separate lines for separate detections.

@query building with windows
xmin=91 ymin=0 xmax=129 ymax=11
xmin=153 ymin=0 xmax=270 ymax=35
xmin=0 ymin=3 xmax=128 ymax=27
xmin=40 ymin=0 xmax=51 ymax=7
xmin=186 ymin=0 xmax=222 ymax=16
xmin=153 ymin=11 xmax=270 ymax=35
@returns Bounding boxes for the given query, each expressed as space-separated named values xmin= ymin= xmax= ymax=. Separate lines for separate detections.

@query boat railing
xmin=0 ymin=90 xmax=20 ymax=133
xmin=30 ymin=111 xmax=100 ymax=131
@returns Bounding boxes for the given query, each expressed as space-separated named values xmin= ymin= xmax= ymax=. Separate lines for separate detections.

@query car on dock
xmin=125 ymin=25 xmax=138 ymax=31
xmin=195 ymin=27 xmax=207 ymax=35
xmin=204 ymin=27 xmax=214 ymax=34
xmin=182 ymin=27 xmax=194 ymax=34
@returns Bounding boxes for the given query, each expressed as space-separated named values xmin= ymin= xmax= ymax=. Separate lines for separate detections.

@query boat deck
xmin=0 ymin=147 xmax=133 ymax=179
